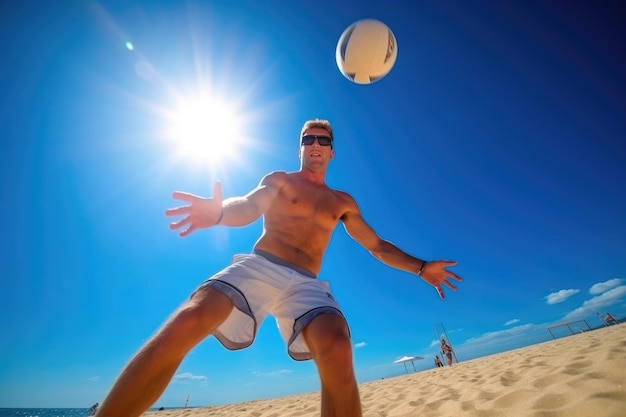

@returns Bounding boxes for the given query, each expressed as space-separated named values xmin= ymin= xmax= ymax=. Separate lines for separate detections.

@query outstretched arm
xmin=165 ymin=173 xmax=284 ymax=237
xmin=341 ymin=194 xmax=462 ymax=299
xmin=165 ymin=182 xmax=224 ymax=237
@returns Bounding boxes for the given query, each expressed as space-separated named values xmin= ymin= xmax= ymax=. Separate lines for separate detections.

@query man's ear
xmin=330 ymin=149 xmax=335 ymax=159
xmin=298 ymin=149 xmax=302 ymax=159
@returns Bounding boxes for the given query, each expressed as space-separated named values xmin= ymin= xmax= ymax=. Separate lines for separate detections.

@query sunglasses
xmin=301 ymin=134 xmax=333 ymax=147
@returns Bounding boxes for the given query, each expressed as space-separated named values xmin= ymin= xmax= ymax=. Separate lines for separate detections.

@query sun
xmin=167 ymin=95 xmax=245 ymax=165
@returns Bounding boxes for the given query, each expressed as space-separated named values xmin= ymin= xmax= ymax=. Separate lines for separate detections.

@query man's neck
xmin=296 ymin=167 xmax=327 ymax=185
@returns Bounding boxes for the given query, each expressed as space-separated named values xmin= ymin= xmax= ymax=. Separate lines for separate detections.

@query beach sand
xmin=145 ymin=323 xmax=625 ymax=417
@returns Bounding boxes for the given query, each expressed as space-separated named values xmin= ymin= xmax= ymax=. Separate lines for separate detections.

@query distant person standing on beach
xmin=604 ymin=312 xmax=618 ymax=325
xmin=88 ymin=403 xmax=98 ymax=416
xmin=441 ymin=339 xmax=454 ymax=366
xmin=434 ymin=355 xmax=444 ymax=368
xmin=94 ymin=119 xmax=463 ymax=417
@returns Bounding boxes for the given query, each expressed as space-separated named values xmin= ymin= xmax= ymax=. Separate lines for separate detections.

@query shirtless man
xmin=95 ymin=119 xmax=462 ymax=417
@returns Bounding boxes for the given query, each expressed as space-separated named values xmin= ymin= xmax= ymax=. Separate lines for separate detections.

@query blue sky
xmin=1 ymin=0 xmax=625 ymax=409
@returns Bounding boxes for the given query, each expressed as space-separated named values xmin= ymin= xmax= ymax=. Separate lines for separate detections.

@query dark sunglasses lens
xmin=301 ymin=136 xmax=315 ymax=145
xmin=318 ymin=137 xmax=332 ymax=146
xmin=301 ymin=135 xmax=332 ymax=146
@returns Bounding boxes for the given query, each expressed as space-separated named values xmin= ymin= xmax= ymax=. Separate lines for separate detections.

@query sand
xmin=144 ymin=323 xmax=625 ymax=417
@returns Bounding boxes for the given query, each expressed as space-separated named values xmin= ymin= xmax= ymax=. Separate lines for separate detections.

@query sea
xmin=0 ymin=410 xmax=91 ymax=417
xmin=0 ymin=409 xmax=177 ymax=417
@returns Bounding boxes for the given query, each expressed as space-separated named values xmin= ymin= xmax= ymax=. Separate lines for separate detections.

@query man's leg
xmin=95 ymin=287 xmax=233 ymax=417
xmin=303 ymin=314 xmax=362 ymax=417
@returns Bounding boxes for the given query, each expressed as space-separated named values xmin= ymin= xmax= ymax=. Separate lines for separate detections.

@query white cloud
xmin=87 ymin=376 xmax=99 ymax=382
xmin=428 ymin=339 xmax=439 ymax=348
xmin=454 ymin=323 xmax=550 ymax=359
xmin=418 ymin=282 xmax=626 ymax=366
xmin=172 ymin=372 xmax=207 ymax=384
xmin=354 ymin=342 xmax=367 ymax=348
xmin=589 ymin=278 xmax=623 ymax=295
xmin=562 ymin=285 xmax=626 ymax=321
xmin=545 ymin=289 xmax=580 ymax=304
xmin=461 ymin=324 xmax=539 ymax=348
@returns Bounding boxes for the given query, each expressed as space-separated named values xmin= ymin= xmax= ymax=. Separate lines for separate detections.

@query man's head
xmin=298 ymin=119 xmax=335 ymax=169
xmin=300 ymin=119 xmax=334 ymax=149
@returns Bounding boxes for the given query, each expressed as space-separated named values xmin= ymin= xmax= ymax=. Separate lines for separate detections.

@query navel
xmin=291 ymin=198 xmax=298 ymax=204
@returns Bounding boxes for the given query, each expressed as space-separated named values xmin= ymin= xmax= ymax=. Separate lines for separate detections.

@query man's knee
xmin=162 ymin=287 xmax=233 ymax=343
xmin=304 ymin=314 xmax=353 ymax=364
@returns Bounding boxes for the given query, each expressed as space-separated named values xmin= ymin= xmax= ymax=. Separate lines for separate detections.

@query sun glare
xmin=168 ymin=96 xmax=244 ymax=165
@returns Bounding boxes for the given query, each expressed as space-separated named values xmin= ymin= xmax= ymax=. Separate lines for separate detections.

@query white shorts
xmin=197 ymin=251 xmax=347 ymax=361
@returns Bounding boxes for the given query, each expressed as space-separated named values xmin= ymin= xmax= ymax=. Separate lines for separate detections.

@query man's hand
xmin=419 ymin=260 xmax=462 ymax=300
xmin=165 ymin=182 xmax=223 ymax=237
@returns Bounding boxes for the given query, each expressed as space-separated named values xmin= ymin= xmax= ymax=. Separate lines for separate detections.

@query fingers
xmin=436 ymin=281 xmax=458 ymax=300
xmin=446 ymin=270 xmax=463 ymax=282
xmin=165 ymin=192 xmax=197 ymax=217
xmin=169 ymin=216 xmax=191 ymax=230
xmin=167 ymin=186 xmax=222 ymax=237
xmin=430 ymin=260 xmax=462 ymax=300
xmin=165 ymin=206 xmax=190 ymax=218
xmin=173 ymin=182 xmax=221 ymax=204
xmin=443 ymin=280 xmax=458 ymax=291
xmin=167 ymin=184 xmax=221 ymax=218
xmin=170 ymin=220 xmax=196 ymax=237
xmin=171 ymin=191 xmax=200 ymax=202
xmin=436 ymin=286 xmax=445 ymax=300
xmin=213 ymin=181 xmax=223 ymax=203
xmin=169 ymin=220 xmax=196 ymax=237
xmin=178 ymin=225 xmax=196 ymax=238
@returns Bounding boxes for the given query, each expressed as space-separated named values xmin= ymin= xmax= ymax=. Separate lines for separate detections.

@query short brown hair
xmin=300 ymin=119 xmax=334 ymax=141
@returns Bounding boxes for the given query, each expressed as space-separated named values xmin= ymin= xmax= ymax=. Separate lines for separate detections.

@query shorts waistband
xmin=253 ymin=249 xmax=317 ymax=279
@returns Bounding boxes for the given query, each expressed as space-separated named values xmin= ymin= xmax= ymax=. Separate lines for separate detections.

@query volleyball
xmin=336 ymin=19 xmax=398 ymax=84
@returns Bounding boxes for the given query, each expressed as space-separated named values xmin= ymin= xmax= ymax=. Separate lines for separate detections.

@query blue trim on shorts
xmin=197 ymin=279 xmax=256 ymax=351
xmin=253 ymin=249 xmax=317 ymax=279
xmin=289 ymin=306 xmax=348 ymax=361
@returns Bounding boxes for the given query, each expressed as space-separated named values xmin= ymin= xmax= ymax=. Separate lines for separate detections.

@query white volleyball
xmin=336 ymin=19 xmax=398 ymax=84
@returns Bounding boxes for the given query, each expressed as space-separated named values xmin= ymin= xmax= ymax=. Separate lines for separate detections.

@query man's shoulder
xmin=265 ymin=170 xmax=289 ymax=178
xmin=331 ymin=188 xmax=355 ymax=201
xmin=260 ymin=171 xmax=290 ymax=185
xmin=329 ymin=189 xmax=360 ymax=216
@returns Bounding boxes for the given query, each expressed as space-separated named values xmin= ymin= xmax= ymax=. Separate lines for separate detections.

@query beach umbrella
xmin=393 ymin=355 xmax=424 ymax=373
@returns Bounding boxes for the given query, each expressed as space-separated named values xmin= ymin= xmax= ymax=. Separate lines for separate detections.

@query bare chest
xmin=275 ymin=182 xmax=343 ymax=222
